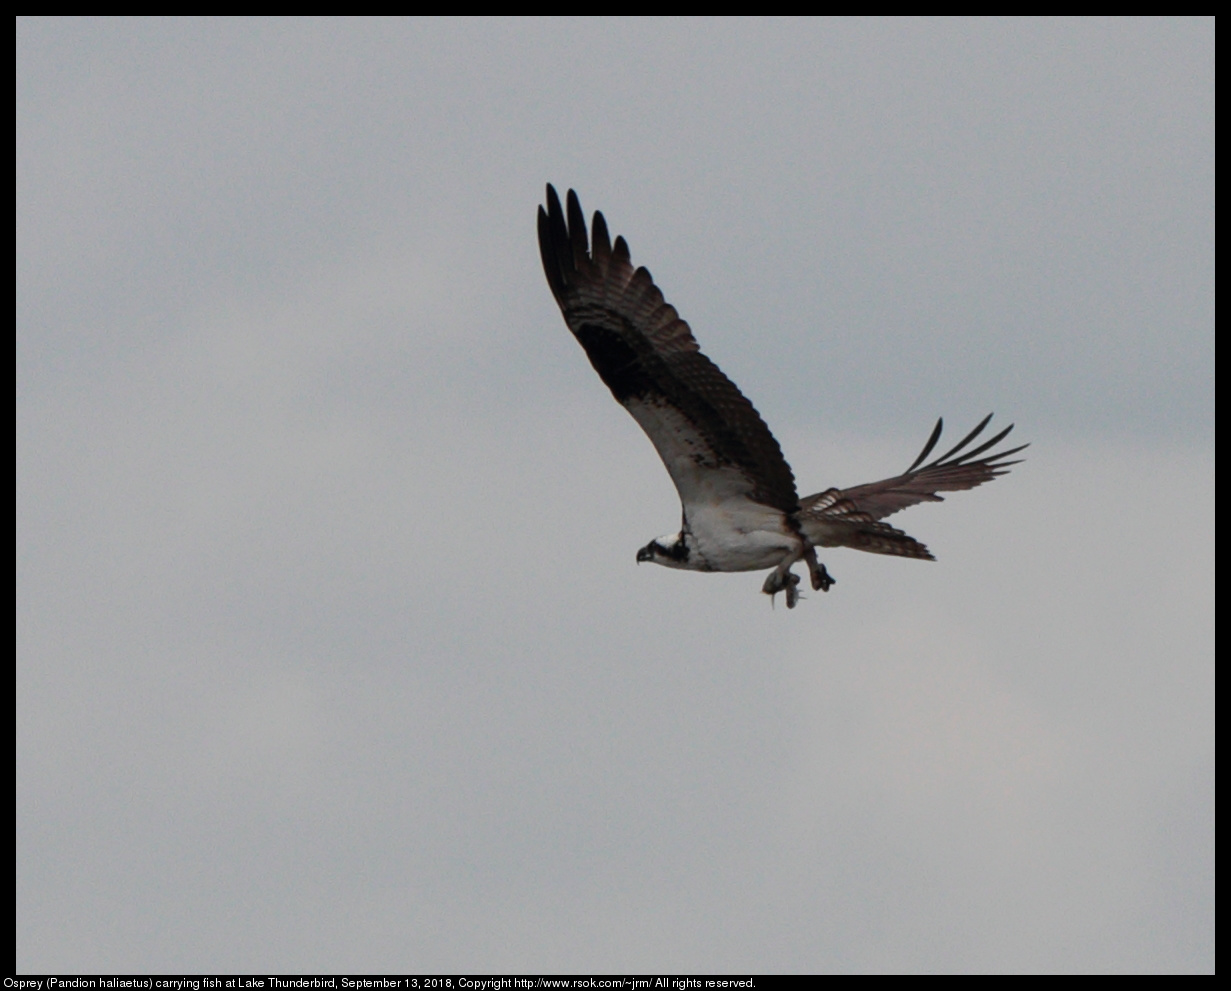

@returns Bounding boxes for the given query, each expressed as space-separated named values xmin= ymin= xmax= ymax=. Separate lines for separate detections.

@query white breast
xmin=685 ymin=499 xmax=801 ymax=572
xmin=622 ymin=395 xmax=802 ymax=573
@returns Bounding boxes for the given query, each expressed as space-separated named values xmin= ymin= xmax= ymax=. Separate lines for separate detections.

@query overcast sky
xmin=17 ymin=18 xmax=1213 ymax=973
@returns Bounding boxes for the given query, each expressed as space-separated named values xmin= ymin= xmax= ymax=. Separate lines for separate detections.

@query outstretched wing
xmin=805 ymin=414 xmax=1026 ymax=520
xmin=538 ymin=184 xmax=799 ymax=515
xmin=796 ymin=415 xmax=1026 ymax=559
xmin=792 ymin=408 xmax=1024 ymax=561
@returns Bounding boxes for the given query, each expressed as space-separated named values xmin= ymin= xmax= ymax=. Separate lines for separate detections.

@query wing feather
xmin=801 ymin=415 xmax=1027 ymax=521
xmin=538 ymin=184 xmax=798 ymax=515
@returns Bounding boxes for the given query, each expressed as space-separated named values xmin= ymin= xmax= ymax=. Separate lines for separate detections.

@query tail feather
xmin=797 ymin=488 xmax=934 ymax=559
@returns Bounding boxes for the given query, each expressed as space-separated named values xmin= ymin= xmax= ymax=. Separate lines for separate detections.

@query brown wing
xmin=538 ymin=184 xmax=799 ymax=515
xmin=801 ymin=414 xmax=1027 ymax=521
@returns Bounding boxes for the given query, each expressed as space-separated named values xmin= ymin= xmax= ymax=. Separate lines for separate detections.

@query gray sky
xmin=17 ymin=18 xmax=1213 ymax=973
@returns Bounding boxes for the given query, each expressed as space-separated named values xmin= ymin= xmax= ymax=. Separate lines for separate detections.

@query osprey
xmin=538 ymin=185 xmax=1026 ymax=608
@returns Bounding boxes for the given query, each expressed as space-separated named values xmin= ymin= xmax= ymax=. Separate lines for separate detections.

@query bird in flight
xmin=537 ymin=185 xmax=1026 ymax=608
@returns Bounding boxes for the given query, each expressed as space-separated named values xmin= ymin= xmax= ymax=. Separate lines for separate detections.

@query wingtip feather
xmin=907 ymin=417 xmax=945 ymax=473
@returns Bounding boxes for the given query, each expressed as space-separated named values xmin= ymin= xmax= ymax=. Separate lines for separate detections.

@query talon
xmin=764 ymin=563 xmax=808 ymax=608
xmin=803 ymin=547 xmax=834 ymax=592
xmin=763 ymin=568 xmax=803 ymax=608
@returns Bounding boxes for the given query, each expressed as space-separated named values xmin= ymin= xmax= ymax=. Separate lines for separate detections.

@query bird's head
xmin=636 ymin=532 xmax=692 ymax=569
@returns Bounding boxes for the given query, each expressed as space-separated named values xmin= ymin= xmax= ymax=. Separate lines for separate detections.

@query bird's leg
xmin=803 ymin=546 xmax=835 ymax=592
